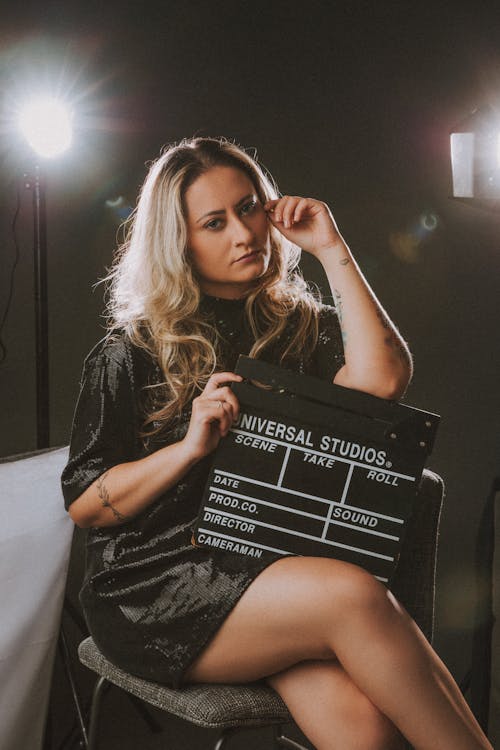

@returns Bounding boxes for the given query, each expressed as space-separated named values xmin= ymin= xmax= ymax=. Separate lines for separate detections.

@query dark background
xmin=1 ymin=0 xmax=499 ymax=718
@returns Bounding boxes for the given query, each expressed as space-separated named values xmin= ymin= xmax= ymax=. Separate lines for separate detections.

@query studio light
xmin=450 ymin=104 xmax=500 ymax=208
xmin=18 ymin=96 xmax=73 ymax=158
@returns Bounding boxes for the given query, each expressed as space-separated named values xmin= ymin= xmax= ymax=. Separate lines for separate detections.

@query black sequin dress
xmin=61 ymin=294 xmax=344 ymax=687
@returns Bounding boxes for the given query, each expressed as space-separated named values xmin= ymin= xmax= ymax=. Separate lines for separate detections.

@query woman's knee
xmin=321 ymin=560 xmax=402 ymax=627
xmin=249 ymin=556 xmax=404 ymax=645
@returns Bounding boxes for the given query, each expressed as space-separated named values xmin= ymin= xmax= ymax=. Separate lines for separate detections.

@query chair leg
xmin=274 ymin=725 xmax=310 ymax=750
xmin=212 ymin=726 xmax=244 ymax=749
xmin=125 ymin=693 xmax=163 ymax=733
xmin=87 ymin=676 xmax=111 ymax=750
xmin=59 ymin=625 xmax=89 ymax=748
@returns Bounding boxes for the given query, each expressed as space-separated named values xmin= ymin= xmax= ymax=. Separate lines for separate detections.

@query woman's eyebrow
xmin=195 ymin=193 xmax=255 ymax=224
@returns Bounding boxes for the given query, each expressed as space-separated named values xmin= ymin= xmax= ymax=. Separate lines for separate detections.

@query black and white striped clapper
xmin=193 ymin=356 xmax=439 ymax=585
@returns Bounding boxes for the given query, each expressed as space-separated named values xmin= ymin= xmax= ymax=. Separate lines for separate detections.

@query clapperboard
xmin=193 ymin=356 xmax=439 ymax=583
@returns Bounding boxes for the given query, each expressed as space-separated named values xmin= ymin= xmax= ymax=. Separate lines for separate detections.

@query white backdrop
xmin=0 ymin=446 xmax=73 ymax=750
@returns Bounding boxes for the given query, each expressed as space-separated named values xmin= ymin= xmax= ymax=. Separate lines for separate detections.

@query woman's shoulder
xmin=82 ymin=330 xmax=157 ymax=381
xmin=84 ymin=330 xmax=127 ymax=362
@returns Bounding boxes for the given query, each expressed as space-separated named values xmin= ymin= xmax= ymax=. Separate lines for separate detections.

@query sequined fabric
xmin=61 ymin=295 xmax=344 ymax=687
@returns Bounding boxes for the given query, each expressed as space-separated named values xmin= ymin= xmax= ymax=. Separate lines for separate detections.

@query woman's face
xmin=184 ymin=165 xmax=271 ymax=299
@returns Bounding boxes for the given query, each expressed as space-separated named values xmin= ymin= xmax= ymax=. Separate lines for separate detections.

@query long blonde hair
xmin=105 ymin=136 xmax=321 ymax=436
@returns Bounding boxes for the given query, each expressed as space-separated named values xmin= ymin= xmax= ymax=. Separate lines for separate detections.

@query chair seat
xmin=78 ymin=637 xmax=291 ymax=730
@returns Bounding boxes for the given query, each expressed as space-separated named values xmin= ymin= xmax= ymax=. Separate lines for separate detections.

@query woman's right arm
xmin=68 ymin=440 xmax=199 ymax=528
xmin=68 ymin=371 xmax=242 ymax=528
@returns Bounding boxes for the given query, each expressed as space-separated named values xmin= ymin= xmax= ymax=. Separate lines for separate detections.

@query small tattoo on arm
xmin=384 ymin=334 xmax=411 ymax=365
xmin=339 ymin=257 xmax=350 ymax=266
xmin=97 ymin=472 xmax=130 ymax=522
xmin=333 ymin=288 xmax=347 ymax=346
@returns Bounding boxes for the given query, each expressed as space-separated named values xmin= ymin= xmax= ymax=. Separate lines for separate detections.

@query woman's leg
xmin=184 ymin=556 xmax=491 ymax=750
xmin=267 ymin=659 xmax=405 ymax=750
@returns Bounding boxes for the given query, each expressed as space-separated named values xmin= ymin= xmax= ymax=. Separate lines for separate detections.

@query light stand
xmin=18 ymin=95 xmax=73 ymax=448
xmin=24 ymin=166 xmax=50 ymax=448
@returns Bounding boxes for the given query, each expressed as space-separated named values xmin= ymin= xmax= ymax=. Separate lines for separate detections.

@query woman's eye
xmin=206 ymin=219 xmax=222 ymax=230
xmin=241 ymin=200 xmax=257 ymax=215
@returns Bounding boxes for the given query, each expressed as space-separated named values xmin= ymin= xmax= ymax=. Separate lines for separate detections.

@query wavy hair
xmin=105 ymin=136 xmax=321 ymax=437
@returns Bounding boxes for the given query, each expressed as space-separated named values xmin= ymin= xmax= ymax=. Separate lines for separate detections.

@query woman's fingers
xmin=197 ymin=397 xmax=232 ymax=426
xmin=207 ymin=385 xmax=240 ymax=421
xmin=203 ymin=371 xmax=242 ymax=394
xmin=185 ymin=400 xmax=230 ymax=457
xmin=264 ymin=196 xmax=341 ymax=256
xmin=265 ymin=196 xmax=300 ymax=228
xmin=200 ymin=372 xmax=242 ymax=429
xmin=217 ymin=401 xmax=234 ymax=437
xmin=264 ymin=196 xmax=320 ymax=229
xmin=191 ymin=397 xmax=226 ymax=430
xmin=291 ymin=197 xmax=310 ymax=223
xmin=183 ymin=373 xmax=243 ymax=458
xmin=281 ymin=196 xmax=307 ymax=227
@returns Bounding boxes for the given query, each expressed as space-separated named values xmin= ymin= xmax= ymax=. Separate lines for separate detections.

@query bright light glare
xmin=497 ymin=133 xmax=500 ymax=168
xmin=18 ymin=96 xmax=73 ymax=158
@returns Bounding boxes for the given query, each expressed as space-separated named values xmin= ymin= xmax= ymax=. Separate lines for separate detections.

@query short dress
xmin=61 ymin=294 xmax=344 ymax=687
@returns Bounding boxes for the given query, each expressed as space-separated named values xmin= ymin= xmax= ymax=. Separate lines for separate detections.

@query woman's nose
xmin=230 ymin=215 xmax=255 ymax=245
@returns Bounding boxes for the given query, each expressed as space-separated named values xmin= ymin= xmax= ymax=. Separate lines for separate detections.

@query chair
xmin=78 ymin=469 xmax=444 ymax=749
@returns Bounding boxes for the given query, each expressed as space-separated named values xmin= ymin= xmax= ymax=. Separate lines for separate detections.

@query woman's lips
xmin=234 ymin=250 xmax=260 ymax=263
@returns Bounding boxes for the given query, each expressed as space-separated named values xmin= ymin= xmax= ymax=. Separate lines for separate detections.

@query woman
xmin=62 ymin=137 xmax=491 ymax=750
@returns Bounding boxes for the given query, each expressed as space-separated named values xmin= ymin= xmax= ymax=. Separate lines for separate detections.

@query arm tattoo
xmin=384 ymin=335 xmax=411 ymax=364
xmin=339 ymin=257 xmax=350 ymax=266
xmin=97 ymin=472 xmax=130 ymax=522
xmin=377 ymin=306 xmax=410 ymax=365
xmin=333 ymin=288 xmax=347 ymax=345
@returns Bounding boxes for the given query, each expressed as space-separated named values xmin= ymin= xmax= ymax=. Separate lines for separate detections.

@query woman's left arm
xmin=264 ymin=196 xmax=413 ymax=400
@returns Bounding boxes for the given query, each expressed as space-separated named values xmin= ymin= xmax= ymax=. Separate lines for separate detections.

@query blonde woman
xmin=62 ymin=137 xmax=491 ymax=750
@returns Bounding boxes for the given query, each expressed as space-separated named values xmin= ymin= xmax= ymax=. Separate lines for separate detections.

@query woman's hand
xmin=70 ymin=373 xmax=242 ymax=527
xmin=70 ymin=371 xmax=242 ymax=528
xmin=181 ymin=371 xmax=243 ymax=461
xmin=264 ymin=196 xmax=345 ymax=258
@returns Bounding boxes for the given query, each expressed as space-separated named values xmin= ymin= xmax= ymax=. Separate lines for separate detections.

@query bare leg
xmin=184 ymin=556 xmax=491 ymax=750
xmin=268 ymin=659 xmax=405 ymax=750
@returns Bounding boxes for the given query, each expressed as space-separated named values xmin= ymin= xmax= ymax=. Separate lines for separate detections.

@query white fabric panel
xmin=0 ymin=447 xmax=73 ymax=750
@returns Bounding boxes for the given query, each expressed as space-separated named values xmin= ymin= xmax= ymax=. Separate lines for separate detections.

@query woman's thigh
xmin=183 ymin=555 xmax=388 ymax=684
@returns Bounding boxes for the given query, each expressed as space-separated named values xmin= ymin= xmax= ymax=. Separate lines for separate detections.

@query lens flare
xmin=105 ymin=196 xmax=133 ymax=223
xmin=389 ymin=212 xmax=439 ymax=263
xmin=18 ymin=96 xmax=73 ymax=158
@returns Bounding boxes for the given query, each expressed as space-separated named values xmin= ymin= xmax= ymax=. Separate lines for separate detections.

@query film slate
xmin=193 ymin=356 xmax=440 ymax=583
